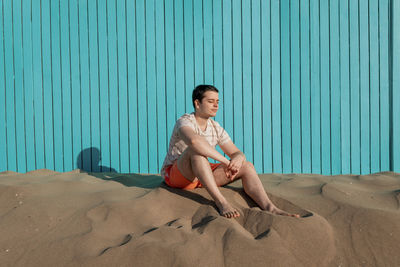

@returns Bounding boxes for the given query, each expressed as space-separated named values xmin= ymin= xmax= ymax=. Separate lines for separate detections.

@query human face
xmin=195 ymin=91 xmax=219 ymax=117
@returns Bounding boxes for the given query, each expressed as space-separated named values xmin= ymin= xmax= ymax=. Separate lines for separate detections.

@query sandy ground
xmin=0 ymin=169 xmax=399 ymax=267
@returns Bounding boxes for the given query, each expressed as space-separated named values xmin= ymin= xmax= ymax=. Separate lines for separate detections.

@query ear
xmin=194 ymin=99 xmax=200 ymax=109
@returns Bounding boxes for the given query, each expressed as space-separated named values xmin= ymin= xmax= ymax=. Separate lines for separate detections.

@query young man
xmin=160 ymin=85 xmax=299 ymax=219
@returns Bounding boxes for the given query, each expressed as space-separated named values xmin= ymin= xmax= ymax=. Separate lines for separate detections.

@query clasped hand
xmin=223 ymin=154 xmax=246 ymax=181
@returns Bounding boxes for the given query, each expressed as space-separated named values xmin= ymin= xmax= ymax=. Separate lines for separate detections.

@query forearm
xmin=230 ymin=150 xmax=246 ymax=161
xmin=189 ymin=136 xmax=229 ymax=165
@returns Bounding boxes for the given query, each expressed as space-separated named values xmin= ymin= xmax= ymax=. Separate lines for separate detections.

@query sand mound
xmin=0 ymin=170 xmax=399 ymax=266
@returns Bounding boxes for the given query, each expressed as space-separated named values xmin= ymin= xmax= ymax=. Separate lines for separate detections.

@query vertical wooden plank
xmin=271 ymin=0 xmax=282 ymax=173
xmin=88 ymin=0 xmax=100 ymax=172
xmin=50 ymin=0 xmax=63 ymax=171
xmin=155 ymin=0 xmax=166 ymax=173
xmin=242 ymin=0 xmax=252 ymax=162
xmin=22 ymin=0 xmax=35 ymax=172
xmin=0 ymin=0 xmax=6 ymax=171
xmin=222 ymin=0 xmax=234 ymax=146
xmin=107 ymin=0 xmax=121 ymax=172
xmin=60 ymin=0 xmax=73 ymax=171
xmin=78 ymin=0 xmax=92 ymax=171
xmin=32 ymin=0 xmax=45 ymax=170
xmin=261 ymin=0 xmax=272 ymax=173
xmin=300 ymin=0 xmax=311 ymax=173
xmin=251 ymin=0 xmax=262 ymax=172
xmin=70 ymin=0 xmax=82 ymax=170
xmin=232 ymin=0 xmax=243 ymax=151
xmin=98 ymin=0 xmax=111 ymax=171
xmin=42 ymin=0 xmax=55 ymax=170
xmin=193 ymin=0 xmax=204 ymax=84
xmin=184 ymin=0 xmax=194 ymax=113
xmin=203 ymin=0 xmax=213 ymax=84
xmin=280 ymin=0 xmax=291 ymax=173
xmin=117 ymin=0 xmax=129 ymax=172
xmin=213 ymin=0 xmax=223 ymax=122
xmin=359 ymin=0 xmax=370 ymax=174
xmin=165 ymin=0 xmax=176 ymax=150
xmin=310 ymin=0 xmax=321 ymax=173
xmin=339 ymin=0 xmax=351 ymax=174
xmin=174 ymin=0 xmax=185 ymax=118
xmin=349 ymin=0 xmax=361 ymax=174
xmin=369 ymin=0 xmax=380 ymax=173
xmin=379 ymin=0 xmax=390 ymax=171
xmin=136 ymin=0 xmax=148 ymax=172
xmin=393 ymin=0 xmax=400 ymax=172
xmin=320 ymin=0 xmax=331 ymax=175
xmin=330 ymin=0 xmax=341 ymax=175
xmin=3 ymin=0 xmax=16 ymax=171
xmin=13 ymin=0 xmax=27 ymax=172
xmin=213 ymin=0 xmax=225 ymax=160
xmin=127 ymin=0 xmax=138 ymax=172
xmin=78 ymin=0 xmax=91 ymax=171
xmin=290 ymin=0 xmax=301 ymax=173
xmin=145 ymin=0 xmax=158 ymax=173
xmin=204 ymin=0 xmax=218 ymax=164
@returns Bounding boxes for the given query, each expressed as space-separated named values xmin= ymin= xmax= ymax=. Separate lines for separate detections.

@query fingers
xmin=224 ymin=165 xmax=236 ymax=181
xmin=227 ymin=165 xmax=240 ymax=179
xmin=224 ymin=169 xmax=232 ymax=180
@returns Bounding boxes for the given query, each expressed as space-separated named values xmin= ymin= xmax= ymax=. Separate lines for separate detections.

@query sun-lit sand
xmin=0 ymin=169 xmax=399 ymax=266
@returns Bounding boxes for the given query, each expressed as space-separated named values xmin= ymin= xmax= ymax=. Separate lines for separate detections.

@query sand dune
xmin=0 ymin=170 xmax=399 ymax=266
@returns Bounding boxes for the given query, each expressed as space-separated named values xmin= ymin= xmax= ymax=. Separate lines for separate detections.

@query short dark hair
xmin=192 ymin=85 xmax=219 ymax=109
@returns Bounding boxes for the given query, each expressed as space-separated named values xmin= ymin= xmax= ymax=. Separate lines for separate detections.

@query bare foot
xmin=264 ymin=204 xmax=300 ymax=218
xmin=216 ymin=201 xmax=240 ymax=218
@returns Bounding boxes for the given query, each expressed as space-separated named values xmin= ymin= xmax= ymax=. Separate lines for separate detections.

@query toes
xmin=222 ymin=212 xmax=231 ymax=218
xmin=222 ymin=210 xmax=240 ymax=219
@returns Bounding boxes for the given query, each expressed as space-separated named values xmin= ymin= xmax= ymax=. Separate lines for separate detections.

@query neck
xmin=194 ymin=111 xmax=209 ymax=128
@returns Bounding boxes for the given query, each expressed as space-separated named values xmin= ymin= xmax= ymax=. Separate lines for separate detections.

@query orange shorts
xmin=164 ymin=161 xmax=222 ymax=190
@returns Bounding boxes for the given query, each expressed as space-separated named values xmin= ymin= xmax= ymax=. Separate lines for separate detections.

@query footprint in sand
xmin=165 ymin=218 xmax=184 ymax=229
xmin=191 ymin=205 xmax=219 ymax=234
xmin=99 ymin=234 xmax=133 ymax=255
xmin=141 ymin=218 xmax=184 ymax=236
xmin=99 ymin=218 xmax=186 ymax=255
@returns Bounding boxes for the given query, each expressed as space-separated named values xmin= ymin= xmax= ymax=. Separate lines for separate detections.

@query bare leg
xmin=214 ymin=162 xmax=299 ymax=218
xmin=177 ymin=147 xmax=240 ymax=218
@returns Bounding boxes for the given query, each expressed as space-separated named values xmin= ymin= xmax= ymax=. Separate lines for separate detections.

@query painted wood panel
xmin=0 ymin=0 xmax=398 ymax=175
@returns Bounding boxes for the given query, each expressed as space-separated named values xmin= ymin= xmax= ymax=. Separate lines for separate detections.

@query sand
xmin=0 ymin=169 xmax=399 ymax=267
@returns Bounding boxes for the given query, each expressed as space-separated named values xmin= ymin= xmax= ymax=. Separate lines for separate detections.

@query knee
xmin=241 ymin=161 xmax=255 ymax=173
xmin=186 ymin=147 xmax=207 ymax=162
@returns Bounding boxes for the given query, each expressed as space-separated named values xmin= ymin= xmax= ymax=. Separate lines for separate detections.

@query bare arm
xmin=179 ymin=126 xmax=230 ymax=165
xmin=220 ymin=141 xmax=247 ymax=180
xmin=220 ymin=141 xmax=246 ymax=160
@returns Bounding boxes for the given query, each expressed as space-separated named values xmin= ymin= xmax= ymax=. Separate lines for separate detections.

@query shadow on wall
xmin=77 ymin=147 xmax=117 ymax=173
xmin=77 ymin=146 xmax=163 ymax=189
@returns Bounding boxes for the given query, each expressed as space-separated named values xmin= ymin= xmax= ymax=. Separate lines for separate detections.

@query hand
xmin=221 ymin=161 xmax=234 ymax=180
xmin=227 ymin=153 xmax=246 ymax=181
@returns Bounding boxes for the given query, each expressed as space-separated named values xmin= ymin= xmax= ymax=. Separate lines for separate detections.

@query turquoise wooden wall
xmin=0 ymin=0 xmax=399 ymax=175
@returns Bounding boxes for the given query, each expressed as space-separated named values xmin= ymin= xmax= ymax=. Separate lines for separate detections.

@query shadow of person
xmin=77 ymin=147 xmax=117 ymax=173
xmin=159 ymin=183 xmax=215 ymax=206
xmin=92 ymin=173 xmax=164 ymax=189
